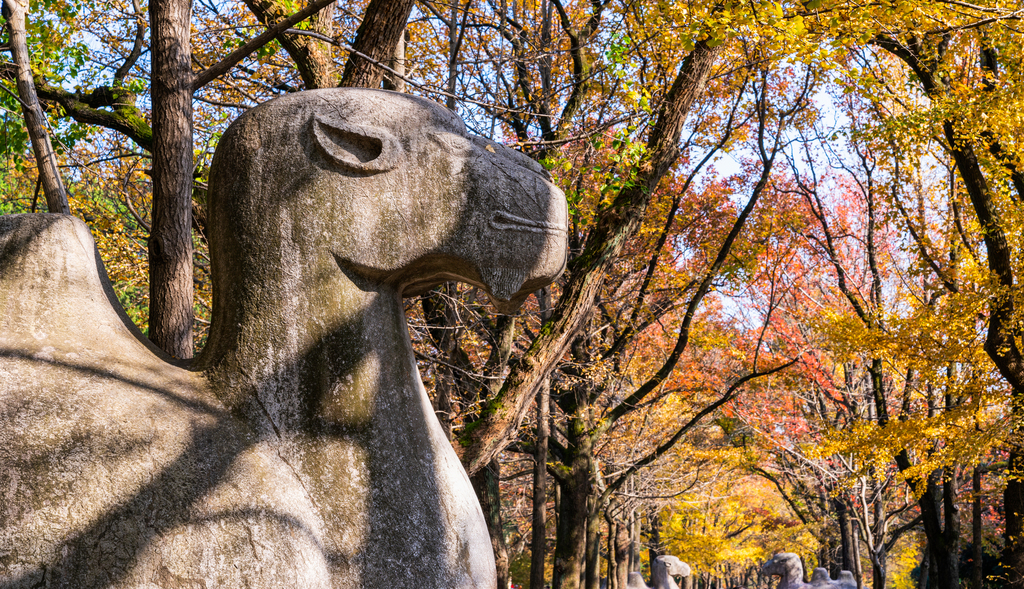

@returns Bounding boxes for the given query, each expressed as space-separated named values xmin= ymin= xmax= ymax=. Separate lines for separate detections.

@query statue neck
xmin=652 ymin=568 xmax=679 ymax=589
xmin=197 ymin=248 xmax=414 ymax=436
xmin=789 ymin=564 xmax=803 ymax=581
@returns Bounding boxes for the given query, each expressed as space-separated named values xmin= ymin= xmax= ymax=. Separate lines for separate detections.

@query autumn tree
xmin=769 ymin=0 xmax=1024 ymax=582
xmin=1 ymin=0 xmax=68 ymax=214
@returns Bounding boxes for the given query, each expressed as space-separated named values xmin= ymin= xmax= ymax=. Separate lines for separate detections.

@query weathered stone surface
xmin=0 ymin=89 xmax=567 ymax=588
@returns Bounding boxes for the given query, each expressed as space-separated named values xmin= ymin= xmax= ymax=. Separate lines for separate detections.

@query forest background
xmin=1 ymin=0 xmax=1022 ymax=588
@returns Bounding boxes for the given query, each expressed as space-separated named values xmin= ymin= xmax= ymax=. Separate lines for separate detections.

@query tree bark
xmin=585 ymin=504 xmax=602 ymax=589
xmin=919 ymin=547 xmax=930 ymax=589
xmin=648 ymin=508 xmax=663 ymax=567
xmin=382 ymin=26 xmax=407 ymax=92
xmin=904 ymin=468 xmax=959 ymax=589
xmin=3 ymin=0 xmax=69 ymax=215
xmin=552 ymin=428 xmax=594 ymax=589
xmin=339 ymin=0 xmax=415 ymax=89
xmin=532 ymin=377 xmax=551 ymax=589
xmin=239 ymin=0 xmax=336 ymax=89
xmin=1006 ymin=451 xmax=1024 ymax=588
xmin=472 ymin=458 xmax=510 ymax=589
xmin=972 ymin=467 xmax=983 ymax=589
xmin=606 ymin=516 xmax=617 ymax=589
xmin=148 ymin=0 xmax=195 ymax=359
xmin=836 ymin=497 xmax=857 ymax=576
xmin=613 ymin=512 xmax=630 ymax=589
xmin=629 ymin=511 xmax=640 ymax=573
xmin=870 ymin=549 xmax=887 ymax=589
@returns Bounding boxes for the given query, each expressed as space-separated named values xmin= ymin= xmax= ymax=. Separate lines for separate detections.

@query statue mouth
xmin=489 ymin=211 xmax=566 ymax=234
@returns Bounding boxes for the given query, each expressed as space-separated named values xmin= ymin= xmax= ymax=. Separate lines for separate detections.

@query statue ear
xmin=312 ymin=116 xmax=400 ymax=175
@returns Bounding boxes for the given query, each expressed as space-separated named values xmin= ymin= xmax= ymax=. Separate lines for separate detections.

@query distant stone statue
xmin=811 ymin=567 xmax=857 ymax=589
xmin=837 ymin=570 xmax=857 ymax=589
xmin=600 ymin=555 xmax=690 ymax=589
xmin=810 ymin=568 xmax=833 ymax=587
xmin=0 ymin=89 xmax=567 ymax=588
xmin=651 ymin=555 xmax=692 ymax=589
xmin=762 ymin=554 xmax=856 ymax=589
xmin=761 ymin=553 xmax=810 ymax=589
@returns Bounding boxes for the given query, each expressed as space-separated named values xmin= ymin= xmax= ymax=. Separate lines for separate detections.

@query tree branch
xmin=193 ymin=0 xmax=337 ymax=91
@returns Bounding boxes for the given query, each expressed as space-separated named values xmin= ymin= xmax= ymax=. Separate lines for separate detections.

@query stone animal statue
xmin=600 ymin=555 xmax=690 ymax=589
xmin=762 ymin=555 xmax=857 ymax=589
xmin=837 ymin=571 xmax=857 ymax=589
xmin=651 ymin=555 xmax=692 ymax=589
xmin=0 ymin=89 xmax=567 ymax=588
xmin=811 ymin=568 xmax=857 ymax=589
xmin=810 ymin=568 xmax=833 ymax=588
xmin=761 ymin=552 xmax=810 ymax=589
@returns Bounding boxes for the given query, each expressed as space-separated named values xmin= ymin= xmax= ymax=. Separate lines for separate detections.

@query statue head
xmin=762 ymin=553 xmax=803 ymax=578
xmin=651 ymin=555 xmax=691 ymax=589
xmin=206 ymin=88 xmax=567 ymax=315
xmin=654 ymin=555 xmax=691 ymax=578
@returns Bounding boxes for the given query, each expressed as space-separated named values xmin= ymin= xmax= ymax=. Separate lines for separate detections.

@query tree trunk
xmin=532 ymin=378 xmax=551 ymax=589
xmin=870 ymin=548 xmax=886 ymax=589
xmin=606 ymin=518 xmax=614 ymax=589
xmin=585 ymin=503 xmax=602 ymax=589
xmin=472 ymin=458 xmax=510 ymax=589
xmin=149 ymin=0 xmax=194 ymax=359
xmin=3 ymin=0 xmax=69 ymax=215
xmin=613 ymin=513 xmax=630 ymax=589
xmin=1005 ymin=450 xmax=1024 ymax=588
xmin=552 ymin=429 xmax=594 ymax=589
xmin=835 ymin=497 xmax=857 ymax=576
xmin=382 ymin=26 xmax=407 ymax=92
xmin=929 ymin=546 xmax=939 ymax=588
xmin=972 ymin=467 xmax=983 ymax=589
xmin=626 ymin=510 xmax=634 ymax=573
xmin=421 ymin=283 xmax=464 ymax=440
xmin=339 ymin=0 xmax=415 ymax=89
xmin=919 ymin=548 xmax=930 ymax=589
xmin=554 ymin=479 xmax=562 ymax=539
xmin=908 ymin=469 xmax=960 ymax=589
xmin=820 ymin=541 xmax=834 ymax=580
xmin=852 ymin=518 xmax=864 ymax=589
xmin=443 ymin=0 xmax=461 ymax=110
xmin=648 ymin=508 xmax=663 ymax=566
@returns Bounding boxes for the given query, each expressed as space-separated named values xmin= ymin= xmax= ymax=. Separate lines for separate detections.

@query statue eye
xmin=311 ymin=116 xmax=400 ymax=175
